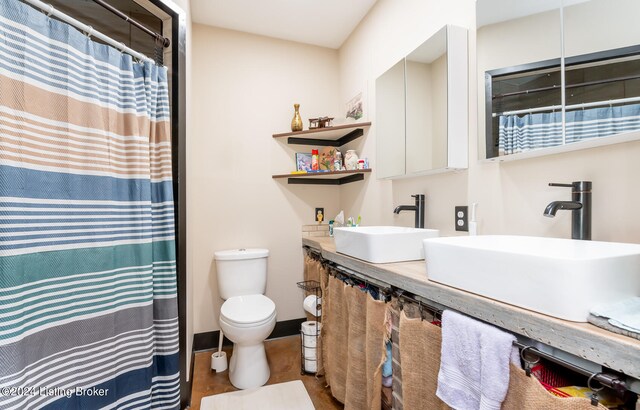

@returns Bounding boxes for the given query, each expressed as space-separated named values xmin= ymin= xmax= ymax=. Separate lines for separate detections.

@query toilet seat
xmin=220 ymin=294 xmax=276 ymax=328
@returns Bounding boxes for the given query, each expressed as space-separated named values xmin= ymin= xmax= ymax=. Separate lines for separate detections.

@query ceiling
xmin=190 ymin=0 xmax=379 ymax=49
xmin=476 ymin=0 xmax=588 ymax=28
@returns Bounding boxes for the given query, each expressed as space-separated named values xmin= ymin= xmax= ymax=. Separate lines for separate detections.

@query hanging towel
xmin=436 ymin=310 xmax=520 ymax=410
xmin=587 ymin=314 xmax=640 ymax=340
xmin=590 ymin=297 xmax=640 ymax=333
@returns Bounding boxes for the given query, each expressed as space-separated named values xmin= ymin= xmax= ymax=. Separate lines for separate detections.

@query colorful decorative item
xmin=345 ymin=149 xmax=359 ymax=170
xmin=295 ymin=152 xmax=312 ymax=172
xmin=291 ymin=103 xmax=303 ymax=132
xmin=319 ymin=147 xmax=337 ymax=171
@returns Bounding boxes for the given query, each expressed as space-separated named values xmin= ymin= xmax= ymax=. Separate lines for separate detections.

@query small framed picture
xmin=296 ymin=152 xmax=312 ymax=172
xmin=346 ymin=92 xmax=363 ymax=120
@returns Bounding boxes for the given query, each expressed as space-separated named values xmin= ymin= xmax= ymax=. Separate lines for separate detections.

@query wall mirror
xmin=376 ymin=60 xmax=406 ymax=178
xmin=478 ymin=0 xmax=640 ymax=161
xmin=376 ymin=25 xmax=468 ymax=179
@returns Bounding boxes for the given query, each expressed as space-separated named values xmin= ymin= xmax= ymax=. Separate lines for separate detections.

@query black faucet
xmin=394 ymin=194 xmax=425 ymax=228
xmin=543 ymin=181 xmax=592 ymax=240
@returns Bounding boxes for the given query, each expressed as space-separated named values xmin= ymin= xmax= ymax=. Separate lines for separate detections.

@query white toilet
xmin=214 ymin=248 xmax=277 ymax=389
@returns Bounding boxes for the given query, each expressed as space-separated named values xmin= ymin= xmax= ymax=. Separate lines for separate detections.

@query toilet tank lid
xmin=214 ymin=248 xmax=269 ymax=260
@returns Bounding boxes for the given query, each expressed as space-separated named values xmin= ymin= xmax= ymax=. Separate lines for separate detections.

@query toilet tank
xmin=214 ymin=248 xmax=269 ymax=299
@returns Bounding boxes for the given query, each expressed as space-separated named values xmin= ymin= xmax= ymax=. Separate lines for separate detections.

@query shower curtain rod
xmin=492 ymin=74 xmax=640 ymax=100
xmin=22 ymin=0 xmax=154 ymax=63
xmin=492 ymin=95 xmax=640 ymax=117
xmin=91 ymin=0 xmax=170 ymax=48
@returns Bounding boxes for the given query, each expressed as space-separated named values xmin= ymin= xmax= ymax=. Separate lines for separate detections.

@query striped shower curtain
xmin=0 ymin=1 xmax=180 ymax=409
xmin=498 ymin=104 xmax=640 ymax=155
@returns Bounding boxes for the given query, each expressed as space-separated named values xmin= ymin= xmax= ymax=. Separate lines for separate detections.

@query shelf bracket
xmin=287 ymin=173 xmax=365 ymax=185
xmin=336 ymin=128 xmax=364 ymax=146
xmin=287 ymin=128 xmax=364 ymax=147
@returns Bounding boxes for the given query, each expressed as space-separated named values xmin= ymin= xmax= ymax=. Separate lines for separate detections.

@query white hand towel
xmin=436 ymin=310 xmax=520 ymax=410
xmin=591 ymin=297 xmax=640 ymax=333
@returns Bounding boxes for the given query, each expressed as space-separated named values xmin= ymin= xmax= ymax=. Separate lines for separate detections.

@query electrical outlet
xmin=455 ymin=206 xmax=468 ymax=232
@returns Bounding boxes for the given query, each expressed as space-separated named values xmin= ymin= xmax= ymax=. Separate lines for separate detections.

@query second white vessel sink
xmin=423 ymin=235 xmax=640 ymax=322
xmin=334 ymin=226 xmax=440 ymax=263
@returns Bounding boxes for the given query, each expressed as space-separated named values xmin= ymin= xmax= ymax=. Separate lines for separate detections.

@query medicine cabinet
xmin=376 ymin=25 xmax=468 ymax=179
xmin=478 ymin=0 xmax=640 ymax=161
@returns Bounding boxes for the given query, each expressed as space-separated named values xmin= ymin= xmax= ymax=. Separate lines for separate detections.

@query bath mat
xmin=199 ymin=380 xmax=314 ymax=410
xmin=588 ymin=314 xmax=640 ymax=341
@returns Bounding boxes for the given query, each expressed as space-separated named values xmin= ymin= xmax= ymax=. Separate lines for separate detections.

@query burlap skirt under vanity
xmin=322 ymin=273 xmax=387 ymax=409
xmin=399 ymin=311 xmax=450 ymax=410
xmin=308 ymin=250 xmax=609 ymax=410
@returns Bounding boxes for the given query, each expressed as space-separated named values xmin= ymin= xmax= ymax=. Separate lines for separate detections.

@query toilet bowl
xmin=218 ymin=294 xmax=277 ymax=389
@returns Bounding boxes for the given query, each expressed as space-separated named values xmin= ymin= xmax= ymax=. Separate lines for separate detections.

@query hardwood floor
xmin=190 ymin=336 xmax=343 ymax=410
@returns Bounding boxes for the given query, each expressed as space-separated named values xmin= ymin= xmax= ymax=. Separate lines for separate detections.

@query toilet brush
xmin=211 ymin=330 xmax=228 ymax=372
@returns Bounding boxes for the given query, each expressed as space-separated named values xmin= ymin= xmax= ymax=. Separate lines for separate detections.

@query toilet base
xmin=228 ymin=342 xmax=270 ymax=389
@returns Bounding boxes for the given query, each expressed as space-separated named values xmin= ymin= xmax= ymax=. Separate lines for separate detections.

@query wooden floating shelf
xmin=272 ymin=169 xmax=371 ymax=185
xmin=272 ymin=122 xmax=371 ymax=147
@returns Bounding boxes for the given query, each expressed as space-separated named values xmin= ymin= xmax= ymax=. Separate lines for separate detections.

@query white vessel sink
xmin=334 ymin=226 xmax=440 ymax=263
xmin=423 ymin=235 xmax=640 ymax=322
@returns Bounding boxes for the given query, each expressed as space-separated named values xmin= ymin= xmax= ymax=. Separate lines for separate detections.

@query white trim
xmin=0 ymin=197 xmax=153 ymax=206
xmin=482 ymin=129 xmax=640 ymax=163
xmin=447 ymin=25 xmax=469 ymax=169
xmin=0 ymin=228 xmax=175 ymax=245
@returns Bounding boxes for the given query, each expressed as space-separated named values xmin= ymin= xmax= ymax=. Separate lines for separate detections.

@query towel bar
xmin=329 ymin=263 xmax=393 ymax=296
xmin=513 ymin=341 xmax=627 ymax=393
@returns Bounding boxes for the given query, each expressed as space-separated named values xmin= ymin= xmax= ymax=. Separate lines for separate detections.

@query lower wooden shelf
xmin=272 ymin=169 xmax=371 ymax=185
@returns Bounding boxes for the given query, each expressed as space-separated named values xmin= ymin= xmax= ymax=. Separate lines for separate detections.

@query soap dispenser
xmin=469 ymin=203 xmax=478 ymax=236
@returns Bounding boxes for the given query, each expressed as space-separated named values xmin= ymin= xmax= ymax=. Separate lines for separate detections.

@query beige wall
xmin=190 ymin=24 xmax=341 ymax=333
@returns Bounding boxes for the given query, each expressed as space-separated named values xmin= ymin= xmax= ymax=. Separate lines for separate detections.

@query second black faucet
xmin=393 ymin=194 xmax=425 ymax=229
xmin=543 ymin=181 xmax=592 ymax=240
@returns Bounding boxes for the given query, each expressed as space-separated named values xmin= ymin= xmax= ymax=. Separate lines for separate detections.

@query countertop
xmin=303 ymin=236 xmax=640 ymax=385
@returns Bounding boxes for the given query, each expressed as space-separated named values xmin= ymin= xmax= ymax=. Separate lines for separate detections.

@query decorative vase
xmin=345 ymin=150 xmax=359 ymax=170
xmin=291 ymin=103 xmax=303 ymax=132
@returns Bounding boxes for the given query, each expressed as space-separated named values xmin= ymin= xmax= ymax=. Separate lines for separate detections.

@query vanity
xmin=309 ymin=1 xmax=640 ymax=407
xmin=302 ymin=236 xmax=640 ymax=395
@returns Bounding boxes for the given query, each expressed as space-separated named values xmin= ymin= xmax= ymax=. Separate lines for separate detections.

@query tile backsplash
xmin=302 ymin=224 xmax=330 ymax=237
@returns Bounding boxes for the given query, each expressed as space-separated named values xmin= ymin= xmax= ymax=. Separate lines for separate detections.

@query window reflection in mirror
xmin=479 ymin=0 xmax=640 ymax=160
xmin=563 ymin=0 xmax=640 ymax=147
xmin=406 ymin=26 xmax=448 ymax=173
xmin=476 ymin=0 xmax=562 ymax=159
